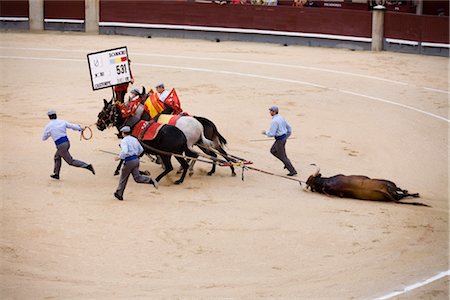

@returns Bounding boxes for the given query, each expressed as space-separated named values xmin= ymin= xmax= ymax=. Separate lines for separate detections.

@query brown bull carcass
xmin=305 ymin=166 xmax=429 ymax=207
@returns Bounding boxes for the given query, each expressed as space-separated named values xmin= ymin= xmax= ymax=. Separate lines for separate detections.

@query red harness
xmin=131 ymin=120 xmax=164 ymax=141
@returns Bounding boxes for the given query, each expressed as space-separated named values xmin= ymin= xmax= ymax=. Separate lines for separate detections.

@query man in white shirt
xmin=114 ymin=126 xmax=158 ymax=201
xmin=262 ymin=106 xmax=297 ymax=176
xmin=155 ymin=83 xmax=170 ymax=102
xmin=155 ymin=82 xmax=174 ymax=114
xmin=42 ymin=110 xmax=95 ymax=180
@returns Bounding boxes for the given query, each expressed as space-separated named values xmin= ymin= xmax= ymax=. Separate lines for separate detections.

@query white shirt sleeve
xmin=159 ymin=90 xmax=170 ymax=102
xmin=42 ymin=124 xmax=51 ymax=141
xmin=119 ymin=139 xmax=130 ymax=160
xmin=138 ymin=142 xmax=144 ymax=156
xmin=65 ymin=122 xmax=82 ymax=131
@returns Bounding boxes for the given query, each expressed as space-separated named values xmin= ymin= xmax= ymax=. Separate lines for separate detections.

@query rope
xmin=139 ymin=142 xmax=231 ymax=167
xmin=196 ymin=144 xmax=303 ymax=184
xmin=80 ymin=124 xmax=95 ymax=141
xmin=244 ymin=166 xmax=305 ymax=186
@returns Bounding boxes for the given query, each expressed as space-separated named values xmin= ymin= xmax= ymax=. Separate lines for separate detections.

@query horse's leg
xmin=155 ymin=155 xmax=173 ymax=182
xmin=177 ymin=156 xmax=196 ymax=175
xmin=114 ymin=160 xmax=123 ymax=176
xmin=215 ymin=146 xmax=236 ymax=177
xmin=188 ymin=159 xmax=197 ymax=176
xmin=183 ymin=148 xmax=198 ymax=177
xmin=174 ymin=156 xmax=189 ymax=184
xmin=202 ymin=149 xmax=217 ymax=176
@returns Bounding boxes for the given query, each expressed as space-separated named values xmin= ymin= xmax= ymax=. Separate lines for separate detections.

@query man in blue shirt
xmin=114 ymin=126 xmax=158 ymax=201
xmin=42 ymin=110 xmax=95 ymax=180
xmin=262 ymin=106 xmax=297 ymax=176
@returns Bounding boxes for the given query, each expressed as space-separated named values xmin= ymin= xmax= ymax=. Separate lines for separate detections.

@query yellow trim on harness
xmin=156 ymin=114 xmax=173 ymax=124
xmin=144 ymin=94 xmax=165 ymax=119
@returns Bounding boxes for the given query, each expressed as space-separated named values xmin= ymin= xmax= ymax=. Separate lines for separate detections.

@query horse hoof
xmin=231 ymin=172 xmax=237 ymax=177
xmin=189 ymin=171 xmax=194 ymax=177
xmin=207 ymin=172 xmax=214 ymax=176
xmin=174 ymin=180 xmax=183 ymax=185
xmin=114 ymin=171 xmax=120 ymax=176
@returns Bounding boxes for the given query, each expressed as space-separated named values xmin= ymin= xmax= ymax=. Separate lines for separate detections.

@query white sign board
xmin=87 ymin=46 xmax=131 ymax=90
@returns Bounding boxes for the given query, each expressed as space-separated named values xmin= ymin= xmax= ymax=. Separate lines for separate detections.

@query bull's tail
xmin=396 ymin=201 xmax=431 ymax=207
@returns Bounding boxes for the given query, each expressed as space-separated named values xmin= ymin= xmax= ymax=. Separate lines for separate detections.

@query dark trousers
xmin=270 ymin=138 xmax=296 ymax=174
xmin=54 ymin=141 xmax=88 ymax=175
xmin=115 ymin=159 xmax=151 ymax=198
xmin=115 ymin=90 xmax=126 ymax=103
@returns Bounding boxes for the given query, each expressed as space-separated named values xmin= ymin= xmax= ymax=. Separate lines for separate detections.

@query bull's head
xmin=305 ymin=164 xmax=321 ymax=192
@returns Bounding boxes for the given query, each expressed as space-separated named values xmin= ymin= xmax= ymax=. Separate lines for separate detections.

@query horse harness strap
xmin=138 ymin=120 xmax=157 ymax=141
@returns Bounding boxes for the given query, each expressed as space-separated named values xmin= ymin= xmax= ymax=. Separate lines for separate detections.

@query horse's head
xmin=96 ymin=99 xmax=114 ymax=131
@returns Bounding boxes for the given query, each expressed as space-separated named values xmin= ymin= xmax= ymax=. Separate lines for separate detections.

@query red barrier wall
xmin=420 ymin=15 xmax=449 ymax=44
xmin=385 ymin=12 xmax=449 ymax=44
xmin=100 ymin=0 xmax=372 ymax=38
xmin=1 ymin=0 xmax=447 ymax=46
xmin=0 ymin=0 xmax=28 ymax=17
xmin=44 ymin=0 xmax=84 ymax=20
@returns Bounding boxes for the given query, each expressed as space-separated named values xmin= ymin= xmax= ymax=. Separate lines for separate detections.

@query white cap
xmin=120 ymin=126 xmax=131 ymax=133
xmin=47 ymin=109 xmax=56 ymax=116
xmin=130 ymin=88 xmax=140 ymax=95
xmin=269 ymin=106 xmax=279 ymax=113
xmin=156 ymin=82 xmax=164 ymax=88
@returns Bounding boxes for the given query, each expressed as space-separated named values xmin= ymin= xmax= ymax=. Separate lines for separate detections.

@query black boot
xmin=50 ymin=174 xmax=59 ymax=180
xmin=86 ymin=164 xmax=95 ymax=175
xmin=114 ymin=192 xmax=123 ymax=201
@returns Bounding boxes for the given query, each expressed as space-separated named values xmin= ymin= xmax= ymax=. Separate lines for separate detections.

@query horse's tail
xmin=200 ymin=133 xmax=214 ymax=148
xmin=216 ymin=130 xmax=228 ymax=146
xmin=194 ymin=116 xmax=227 ymax=147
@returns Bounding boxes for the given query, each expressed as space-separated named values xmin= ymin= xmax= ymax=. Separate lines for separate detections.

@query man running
xmin=42 ymin=109 xmax=95 ymax=180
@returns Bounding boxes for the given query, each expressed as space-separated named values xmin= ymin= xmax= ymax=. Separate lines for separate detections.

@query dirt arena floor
xmin=0 ymin=32 xmax=448 ymax=299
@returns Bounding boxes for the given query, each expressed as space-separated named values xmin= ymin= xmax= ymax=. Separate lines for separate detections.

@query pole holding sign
xmin=87 ymin=46 xmax=131 ymax=91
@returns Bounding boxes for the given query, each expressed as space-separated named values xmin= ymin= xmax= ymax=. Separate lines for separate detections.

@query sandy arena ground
xmin=0 ymin=32 xmax=448 ymax=299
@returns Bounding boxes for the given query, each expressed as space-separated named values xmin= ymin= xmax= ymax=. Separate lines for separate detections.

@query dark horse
xmin=111 ymin=87 xmax=236 ymax=177
xmin=97 ymin=99 xmax=191 ymax=184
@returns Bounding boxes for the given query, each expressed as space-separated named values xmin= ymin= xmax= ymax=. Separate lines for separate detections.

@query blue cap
xmin=120 ymin=126 xmax=131 ymax=133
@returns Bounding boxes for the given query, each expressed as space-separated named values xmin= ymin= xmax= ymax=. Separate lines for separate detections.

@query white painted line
xmin=0 ymin=46 xmax=409 ymax=86
xmin=44 ymin=18 xmax=85 ymax=24
xmin=131 ymin=53 xmax=409 ymax=86
xmin=340 ymin=90 xmax=449 ymax=123
xmin=0 ymin=17 xmax=29 ymax=22
xmin=0 ymin=55 xmax=82 ymax=63
xmin=375 ymin=270 xmax=450 ymax=300
xmin=0 ymin=46 xmax=86 ymax=53
xmin=135 ymin=62 xmax=327 ymax=89
xmin=0 ymin=54 xmax=447 ymax=123
xmin=99 ymin=22 xmax=372 ymax=43
xmin=421 ymin=42 xmax=450 ymax=49
xmin=386 ymin=38 xmax=420 ymax=46
xmin=423 ymin=87 xmax=450 ymax=95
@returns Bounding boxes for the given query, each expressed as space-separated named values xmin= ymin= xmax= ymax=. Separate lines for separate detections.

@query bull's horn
xmin=310 ymin=163 xmax=320 ymax=176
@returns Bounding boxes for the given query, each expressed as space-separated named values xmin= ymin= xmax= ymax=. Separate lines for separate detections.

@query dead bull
xmin=305 ymin=167 xmax=430 ymax=207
